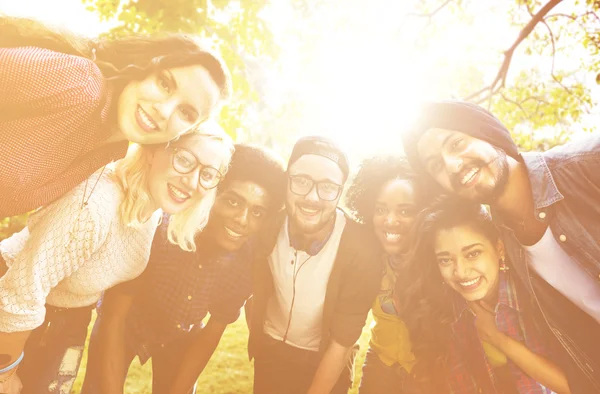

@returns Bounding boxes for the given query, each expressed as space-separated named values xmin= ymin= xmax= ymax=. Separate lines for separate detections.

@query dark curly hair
xmin=345 ymin=155 xmax=425 ymax=225
xmin=220 ymin=144 xmax=286 ymax=213
xmin=395 ymin=200 xmax=500 ymax=392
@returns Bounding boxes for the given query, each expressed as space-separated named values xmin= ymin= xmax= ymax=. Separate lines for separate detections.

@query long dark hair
xmin=395 ymin=200 xmax=500 ymax=392
xmin=0 ymin=16 xmax=231 ymax=101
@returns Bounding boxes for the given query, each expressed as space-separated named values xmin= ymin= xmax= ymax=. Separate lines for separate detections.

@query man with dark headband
xmin=249 ymin=136 xmax=382 ymax=394
xmin=402 ymin=100 xmax=600 ymax=393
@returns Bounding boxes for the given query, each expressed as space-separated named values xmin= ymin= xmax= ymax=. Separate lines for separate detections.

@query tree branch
xmin=464 ymin=0 xmax=563 ymax=104
xmin=405 ymin=0 xmax=453 ymax=20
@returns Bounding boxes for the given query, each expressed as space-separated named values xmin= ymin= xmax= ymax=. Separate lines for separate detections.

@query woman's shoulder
xmin=1 ymin=46 xmax=105 ymax=105
xmin=38 ymin=168 xmax=121 ymax=223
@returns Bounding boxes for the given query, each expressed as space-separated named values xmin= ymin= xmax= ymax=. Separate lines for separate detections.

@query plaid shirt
xmin=122 ymin=220 xmax=253 ymax=364
xmin=447 ymin=272 xmax=556 ymax=394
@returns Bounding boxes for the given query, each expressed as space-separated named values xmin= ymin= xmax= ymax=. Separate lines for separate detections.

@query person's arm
xmin=89 ymin=286 xmax=135 ymax=394
xmin=168 ymin=317 xmax=228 ymax=394
xmin=0 ymin=182 xmax=111 ymax=374
xmin=0 ymin=47 xmax=106 ymax=216
xmin=244 ymin=296 xmax=253 ymax=330
xmin=306 ymin=339 xmax=353 ymax=394
xmin=471 ymin=302 xmax=571 ymax=394
xmin=307 ymin=227 xmax=383 ymax=393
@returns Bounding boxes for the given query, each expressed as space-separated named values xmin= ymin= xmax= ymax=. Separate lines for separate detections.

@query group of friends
xmin=0 ymin=15 xmax=599 ymax=394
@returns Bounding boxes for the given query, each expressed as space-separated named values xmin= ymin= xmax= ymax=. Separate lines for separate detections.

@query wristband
xmin=0 ymin=352 xmax=24 ymax=374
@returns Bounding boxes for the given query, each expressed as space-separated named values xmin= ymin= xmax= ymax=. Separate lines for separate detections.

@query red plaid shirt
xmin=447 ymin=272 xmax=556 ymax=394
xmin=0 ymin=46 xmax=128 ymax=218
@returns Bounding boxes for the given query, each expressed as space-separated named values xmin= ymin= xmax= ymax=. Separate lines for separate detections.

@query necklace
xmin=69 ymin=166 xmax=107 ymax=239
xmin=80 ymin=166 xmax=107 ymax=208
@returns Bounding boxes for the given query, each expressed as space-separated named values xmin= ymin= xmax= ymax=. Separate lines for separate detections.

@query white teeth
xmin=299 ymin=206 xmax=318 ymax=214
xmin=459 ymin=277 xmax=481 ymax=287
xmin=138 ymin=106 xmax=158 ymax=130
xmin=385 ymin=232 xmax=401 ymax=241
xmin=168 ymin=184 xmax=190 ymax=200
xmin=461 ymin=167 xmax=479 ymax=185
xmin=224 ymin=226 xmax=242 ymax=238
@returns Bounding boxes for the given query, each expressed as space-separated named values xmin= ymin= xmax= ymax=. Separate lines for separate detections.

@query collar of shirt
xmin=448 ymin=272 xmax=551 ymax=394
xmin=493 ymin=152 xmax=564 ymax=230
xmin=287 ymin=211 xmax=338 ymax=256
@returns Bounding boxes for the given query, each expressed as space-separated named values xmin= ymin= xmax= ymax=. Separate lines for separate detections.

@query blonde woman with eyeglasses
xmin=0 ymin=121 xmax=233 ymax=394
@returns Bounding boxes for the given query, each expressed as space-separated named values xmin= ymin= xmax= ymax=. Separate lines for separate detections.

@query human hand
xmin=469 ymin=301 xmax=505 ymax=348
xmin=0 ymin=371 xmax=22 ymax=394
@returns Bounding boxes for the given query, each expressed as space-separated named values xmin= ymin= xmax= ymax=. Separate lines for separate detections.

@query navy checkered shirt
xmin=123 ymin=219 xmax=253 ymax=364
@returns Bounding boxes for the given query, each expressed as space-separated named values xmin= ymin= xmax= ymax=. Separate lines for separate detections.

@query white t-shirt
xmin=524 ymin=226 xmax=600 ymax=323
xmin=264 ymin=210 xmax=347 ymax=351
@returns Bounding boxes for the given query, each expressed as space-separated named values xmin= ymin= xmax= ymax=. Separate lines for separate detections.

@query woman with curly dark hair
xmin=346 ymin=155 xmax=426 ymax=394
xmin=397 ymin=201 xmax=570 ymax=393
xmin=0 ymin=16 xmax=231 ymax=218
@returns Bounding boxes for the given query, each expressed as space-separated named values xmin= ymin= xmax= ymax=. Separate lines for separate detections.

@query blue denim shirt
xmin=492 ymin=135 xmax=600 ymax=392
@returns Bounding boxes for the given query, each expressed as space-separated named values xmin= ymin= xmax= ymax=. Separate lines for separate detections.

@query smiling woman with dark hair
xmin=345 ymin=155 xmax=426 ymax=394
xmin=397 ymin=201 xmax=571 ymax=394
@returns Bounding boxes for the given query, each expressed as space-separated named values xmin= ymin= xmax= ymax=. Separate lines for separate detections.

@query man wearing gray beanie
xmin=249 ymin=136 xmax=382 ymax=394
xmin=402 ymin=100 xmax=600 ymax=394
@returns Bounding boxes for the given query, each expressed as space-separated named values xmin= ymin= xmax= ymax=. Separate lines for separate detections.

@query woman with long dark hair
xmin=397 ymin=201 xmax=571 ymax=393
xmin=346 ymin=156 xmax=425 ymax=394
xmin=0 ymin=16 xmax=231 ymax=218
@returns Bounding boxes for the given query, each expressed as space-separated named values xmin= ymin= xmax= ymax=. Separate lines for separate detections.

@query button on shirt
xmin=122 ymin=221 xmax=253 ymax=363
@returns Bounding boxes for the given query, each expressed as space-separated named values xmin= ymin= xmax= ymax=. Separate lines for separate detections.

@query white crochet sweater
xmin=0 ymin=169 xmax=161 ymax=332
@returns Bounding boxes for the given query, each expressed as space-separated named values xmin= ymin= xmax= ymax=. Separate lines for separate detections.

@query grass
xmin=71 ymin=312 xmax=373 ymax=394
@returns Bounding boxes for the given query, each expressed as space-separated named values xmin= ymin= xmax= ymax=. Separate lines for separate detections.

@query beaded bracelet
xmin=0 ymin=352 xmax=24 ymax=375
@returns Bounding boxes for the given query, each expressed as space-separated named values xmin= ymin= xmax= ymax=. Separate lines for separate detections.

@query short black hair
xmin=346 ymin=155 xmax=426 ymax=224
xmin=220 ymin=144 xmax=286 ymax=212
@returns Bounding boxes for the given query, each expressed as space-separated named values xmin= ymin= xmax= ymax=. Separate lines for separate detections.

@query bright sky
xmin=2 ymin=0 xmax=597 ymax=160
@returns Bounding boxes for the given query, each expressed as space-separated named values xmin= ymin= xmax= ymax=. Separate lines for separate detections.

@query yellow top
xmin=482 ymin=341 xmax=508 ymax=368
xmin=369 ymin=258 xmax=416 ymax=371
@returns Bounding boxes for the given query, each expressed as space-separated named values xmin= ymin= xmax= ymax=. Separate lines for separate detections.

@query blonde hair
xmin=113 ymin=120 xmax=234 ymax=251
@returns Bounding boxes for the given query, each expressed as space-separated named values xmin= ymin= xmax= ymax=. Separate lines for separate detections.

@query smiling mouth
xmin=136 ymin=105 xmax=159 ymax=132
xmin=460 ymin=166 xmax=480 ymax=187
xmin=297 ymin=205 xmax=320 ymax=217
xmin=458 ymin=276 xmax=482 ymax=290
xmin=224 ymin=226 xmax=244 ymax=239
xmin=168 ymin=184 xmax=190 ymax=203
xmin=383 ymin=232 xmax=402 ymax=243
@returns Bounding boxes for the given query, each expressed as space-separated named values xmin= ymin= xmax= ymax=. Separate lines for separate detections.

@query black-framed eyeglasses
xmin=288 ymin=174 xmax=342 ymax=201
xmin=171 ymin=147 xmax=223 ymax=190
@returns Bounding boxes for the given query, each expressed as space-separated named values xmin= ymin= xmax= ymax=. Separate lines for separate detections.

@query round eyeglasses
xmin=171 ymin=147 xmax=222 ymax=190
xmin=288 ymin=174 xmax=342 ymax=201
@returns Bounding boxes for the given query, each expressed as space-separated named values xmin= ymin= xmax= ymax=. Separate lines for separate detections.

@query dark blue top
xmin=122 ymin=217 xmax=253 ymax=363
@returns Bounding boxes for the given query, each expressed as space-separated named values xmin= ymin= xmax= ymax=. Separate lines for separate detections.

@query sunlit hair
xmin=346 ymin=155 xmax=426 ymax=225
xmin=0 ymin=15 xmax=232 ymax=114
xmin=113 ymin=119 xmax=233 ymax=251
xmin=395 ymin=200 xmax=499 ymax=392
xmin=220 ymin=144 xmax=287 ymax=213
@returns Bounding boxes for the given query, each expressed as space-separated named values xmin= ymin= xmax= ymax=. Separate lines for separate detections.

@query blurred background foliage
xmin=2 ymin=0 xmax=599 ymax=236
